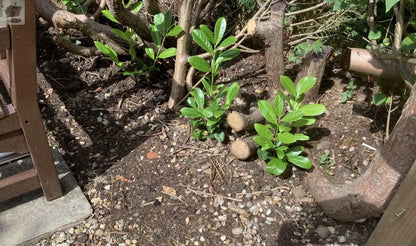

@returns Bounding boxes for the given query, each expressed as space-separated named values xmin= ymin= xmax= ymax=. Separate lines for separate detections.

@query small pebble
xmin=232 ymin=227 xmax=244 ymax=235
xmin=338 ymin=235 xmax=347 ymax=243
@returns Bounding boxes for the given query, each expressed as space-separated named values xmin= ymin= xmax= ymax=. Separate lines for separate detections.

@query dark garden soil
xmin=31 ymin=22 xmax=397 ymax=246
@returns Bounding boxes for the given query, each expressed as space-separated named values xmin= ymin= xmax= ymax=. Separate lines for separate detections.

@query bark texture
xmin=307 ymin=85 xmax=416 ymax=222
xmin=227 ymin=109 xmax=264 ymax=132
xmin=168 ymin=0 xmax=195 ymax=109
xmin=247 ymin=1 xmax=286 ymax=96
xmin=230 ymin=137 xmax=257 ymax=160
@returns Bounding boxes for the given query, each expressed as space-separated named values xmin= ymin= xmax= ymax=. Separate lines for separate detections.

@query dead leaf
xmin=116 ymin=175 xmax=132 ymax=183
xmin=146 ymin=151 xmax=159 ymax=159
xmin=162 ymin=186 xmax=177 ymax=197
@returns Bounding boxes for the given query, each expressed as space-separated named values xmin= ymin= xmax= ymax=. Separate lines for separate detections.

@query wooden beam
xmin=367 ymin=160 xmax=416 ymax=246
xmin=0 ymin=112 xmax=21 ymax=135
xmin=0 ymin=169 xmax=41 ymax=202
xmin=0 ymin=130 xmax=28 ymax=154
xmin=0 ymin=25 xmax=10 ymax=51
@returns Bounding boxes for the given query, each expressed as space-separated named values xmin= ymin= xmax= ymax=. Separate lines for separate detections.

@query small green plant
xmin=289 ymin=40 xmax=323 ymax=64
xmin=95 ymin=8 xmax=182 ymax=76
xmin=319 ymin=151 xmax=336 ymax=175
xmin=372 ymin=92 xmax=399 ymax=139
xmin=180 ymin=17 xmax=241 ymax=142
xmin=341 ymin=80 xmax=357 ymax=103
xmin=62 ymin=0 xmax=87 ymax=14
xmin=254 ymin=76 xmax=326 ymax=176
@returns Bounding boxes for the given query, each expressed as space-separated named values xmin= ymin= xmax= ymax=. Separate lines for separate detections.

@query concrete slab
xmin=0 ymin=149 xmax=92 ymax=246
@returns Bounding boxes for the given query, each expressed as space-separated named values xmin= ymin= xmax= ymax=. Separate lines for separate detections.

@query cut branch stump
xmin=230 ymin=137 xmax=257 ymax=160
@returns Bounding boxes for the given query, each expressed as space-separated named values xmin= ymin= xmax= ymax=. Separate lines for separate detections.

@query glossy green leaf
xmin=401 ymin=33 xmax=416 ymax=53
xmin=192 ymin=29 xmax=213 ymax=54
xmin=296 ymin=77 xmax=316 ymax=95
xmin=373 ymin=93 xmax=387 ymax=106
xmin=164 ymin=11 xmax=173 ymax=31
xmin=385 ymin=0 xmax=400 ymax=12
xmin=299 ymin=104 xmax=326 ymax=116
xmin=167 ymin=25 xmax=183 ymax=36
xmin=253 ymin=136 xmax=274 ymax=150
xmin=278 ymin=124 xmax=291 ymax=133
xmin=214 ymin=17 xmax=227 ymax=45
xmin=216 ymin=49 xmax=241 ymax=64
xmin=258 ymin=100 xmax=277 ymax=124
xmin=159 ymin=47 xmax=177 ymax=58
xmin=187 ymin=97 xmax=197 ymax=108
xmin=274 ymin=95 xmax=284 ymax=117
xmin=281 ymin=111 xmax=304 ymax=123
xmin=180 ymin=107 xmax=201 ymax=118
xmin=280 ymin=76 xmax=297 ymax=97
xmin=218 ymin=36 xmax=237 ymax=48
xmin=145 ymin=47 xmax=155 ymax=60
xmin=151 ymin=25 xmax=162 ymax=46
xmin=293 ymin=117 xmax=316 ymax=127
xmin=201 ymin=108 xmax=213 ymax=118
xmin=286 ymin=146 xmax=304 ymax=157
xmin=102 ymin=10 xmax=120 ymax=24
xmin=154 ymin=13 xmax=165 ymax=26
xmin=192 ymin=87 xmax=205 ymax=108
xmin=257 ymin=149 xmax=273 ymax=161
xmin=277 ymin=132 xmax=297 ymax=144
xmin=213 ymin=131 xmax=225 ymax=142
xmin=131 ymin=1 xmax=143 ymax=12
xmin=254 ymin=123 xmax=273 ymax=140
xmin=266 ymin=158 xmax=287 ymax=176
xmin=111 ymin=29 xmax=127 ymax=40
xmin=225 ymin=82 xmax=239 ymax=105
xmin=288 ymin=155 xmax=312 ymax=169
xmin=199 ymin=25 xmax=215 ymax=43
xmin=202 ymin=79 xmax=212 ymax=95
xmin=188 ymin=56 xmax=211 ymax=72
xmin=294 ymin=133 xmax=309 ymax=141
xmin=276 ymin=148 xmax=285 ymax=159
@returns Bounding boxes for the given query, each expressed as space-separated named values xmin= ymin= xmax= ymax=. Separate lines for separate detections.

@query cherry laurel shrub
xmin=180 ymin=17 xmax=240 ymax=142
xmin=255 ymin=76 xmax=326 ymax=176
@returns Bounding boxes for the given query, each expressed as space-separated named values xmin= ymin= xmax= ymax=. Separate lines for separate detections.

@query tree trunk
xmin=247 ymin=1 xmax=286 ymax=96
xmin=307 ymin=85 xmax=416 ymax=222
xmin=168 ymin=0 xmax=195 ymax=109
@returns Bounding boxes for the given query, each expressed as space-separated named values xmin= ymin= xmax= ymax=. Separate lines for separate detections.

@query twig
xmin=186 ymin=187 xmax=243 ymax=202
xmin=285 ymin=2 xmax=327 ymax=16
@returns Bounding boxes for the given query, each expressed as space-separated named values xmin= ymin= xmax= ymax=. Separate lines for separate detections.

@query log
xmin=227 ymin=109 xmax=264 ymax=132
xmin=247 ymin=1 xmax=286 ymax=95
xmin=307 ymin=84 xmax=416 ymax=222
xmin=230 ymin=137 xmax=257 ymax=160
xmin=296 ymin=45 xmax=332 ymax=102
xmin=347 ymin=48 xmax=416 ymax=82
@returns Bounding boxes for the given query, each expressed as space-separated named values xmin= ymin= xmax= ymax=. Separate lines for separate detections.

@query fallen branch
xmin=230 ymin=137 xmax=257 ymax=160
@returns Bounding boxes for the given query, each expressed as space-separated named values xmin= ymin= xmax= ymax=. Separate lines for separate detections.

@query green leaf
xmin=373 ymin=93 xmax=387 ymax=106
xmin=280 ymin=76 xmax=297 ymax=97
xmin=288 ymin=155 xmax=312 ymax=169
xmin=154 ymin=12 xmax=165 ymax=26
xmin=213 ymin=131 xmax=225 ymax=142
xmin=401 ymin=33 xmax=416 ymax=53
xmin=257 ymin=149 xmax=272 ymax=161
xmin=258 ymin=100 xmax=277 ymax=124
xmin=278 ymin=124 xmax=291 ymax=133
xmin=281 ymin=111 xmax=304 ymax=123
xmin=131 ymin=1 xmax=143 ymax=12
xmin=192 ymin=29 xmax=213 ymax=54
xmin=277 ymin=132 xmax=297 ymax=144
xmin=111 ymin=29 xmax=128 ymax=40
xmin=214 ymin=17 xmax=227 ymax=45
xmin=159 ymin=47 xmax=177 ymax=58
xmin=385 ymin=0 xmax=400 ymax=12
xmin=216 ymin=49 xmax=241 ymax=64
xmin=293 ymin=117 xmax=316 ymax=127
xmin=202 ymin=79 xmax=212 ymax=95
xmin=188 ymin=56 xmax=211 ymax=72
xmin=218 ymin=36 xmax=237 ymax=48
xmin=253 ymin=136 xmax=274 ymax=150
xmin=286 ymin=146 xmax=304 ymax=157
xmin=145 ymin=47 xmax=155 ymax=60
xmin=192 ymin=129 xmax=207 ymax=140
xmin=368 ymin=30 xmax=382 ymax=40
xmin=296 ymin=77 xmax=316 ymax=95
xmin=225 ymin=82 xmax=239 ymax=105
xmin=164 ymin=11 xmax=173 ymax=32
xmin=276 ymin=147 xmax=285 ymax=159
xmin=180 ymin=107 xmax=201 ymax=118
xmin=151 ymin=25 xmax=162 ymax=46
xmin=254 ymin=123 xmax=273 ymax=140
xmin=274 ymin=95 xmax=284 ymax=118
xmin=187 ymin=97 xmax=197 ymax=108
xmin=199 ymin=25 xmax=215 ymax=43
xmin=266 ymin=158 xmax=287 ymax=176
xmin=201 ymin=108 xmax=213 ymax=118
xmin=294 ymin=133 xmax=309 ymax=141
xmin=299 ymin=104 xmax=326 ymax=116
xmin=167 ymin=25 xmax=183 ymax=37
xmin=102 ymin=10 xmax=120 ymax=24
xmin=192 ymin=87 xmax=205 ymax=108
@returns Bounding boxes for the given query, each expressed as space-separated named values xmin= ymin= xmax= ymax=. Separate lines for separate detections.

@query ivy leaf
xmin=258 ymin=100 xmax=277 ymax=124
xmin=266 ymin=158 xmax=287 ymax=176
xmin=368 ymin=30 xmax=382 ymax=40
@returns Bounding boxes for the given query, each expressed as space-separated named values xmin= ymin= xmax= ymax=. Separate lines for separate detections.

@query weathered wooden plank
xmin=0 ymin=112 xmax=21 ymax=135
xmin=367 ymin=160 xmax=416 ymax=246
xmin=0 ymin=25 xmax=10 ymax=51
xmin=9 ymin=0 xmax=62 ymax=201
xmin=0 ymin=130 xmax=28 ymax=154
xmin=0 ymin=58 xmax=11 ymax=92
xmin=0 ymin=169 xmax=40 ymax=202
